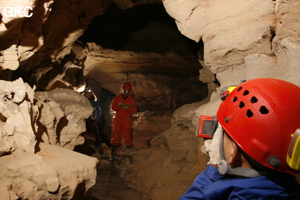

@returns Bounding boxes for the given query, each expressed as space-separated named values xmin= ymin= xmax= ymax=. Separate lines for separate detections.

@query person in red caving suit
xmin=110 ymin=82 xmax=137 ymax=161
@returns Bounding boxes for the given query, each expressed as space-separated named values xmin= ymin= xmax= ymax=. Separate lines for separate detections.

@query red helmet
xmin=217 ymin=78 xmax=300 ymax=173
xmin=122 ymin=82 xmax=132 ymax=91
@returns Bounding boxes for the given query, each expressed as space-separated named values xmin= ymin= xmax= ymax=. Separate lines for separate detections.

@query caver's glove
xmin=205 ymin=123 xmax=223 ymax=165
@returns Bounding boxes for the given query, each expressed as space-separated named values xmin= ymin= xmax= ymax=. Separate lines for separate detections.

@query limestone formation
xmin=0 ymin=78 xmax=98 ymax=199
xmin=0 ymin=143 xmax=98 ymax=199
xmin=0 ymin=78 xmax=37 ymax=155
xmin=35 ymin=88 xmax=92 ymax=149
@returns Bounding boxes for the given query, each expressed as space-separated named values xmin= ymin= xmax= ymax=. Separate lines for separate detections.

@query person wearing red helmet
xmin=110 ymin=82 xmax=137 ymax=160
xmin=181 ymin=78 xmax=300 ymax=200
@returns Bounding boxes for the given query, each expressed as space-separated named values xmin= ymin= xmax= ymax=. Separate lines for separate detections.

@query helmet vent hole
xmin=237 ymin=86 xmax=243 ymax=91
xmin=243 ymin=90 xmax=249 ymax=96
xmin=250 ymin=96 xmax=258 ymax=103
xmin=233 ymin=97 xmax=238 ymax=102
xmin=246 ymin=110 xmax=253 ymax=118
xmin=239 ymin=101 xmax=245 ymax=108
xmin=259 ymin=106 xmax=269 ymax=114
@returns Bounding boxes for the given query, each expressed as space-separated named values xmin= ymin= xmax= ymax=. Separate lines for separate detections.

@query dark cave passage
xmin=75 ymin=3 xmax=207 ymax=200
xmin=78 ymin=2 xmax=201 ymax=56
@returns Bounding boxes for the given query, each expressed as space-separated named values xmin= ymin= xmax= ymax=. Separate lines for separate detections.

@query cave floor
xmin=91 ymin=149 xmax=143 ymax=200
xmin=75 ymin=132 xmax=143 ymax=200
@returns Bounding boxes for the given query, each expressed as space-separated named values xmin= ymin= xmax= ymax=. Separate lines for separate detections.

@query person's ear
xmin=228 ymin=141 xmax=242 ymax=168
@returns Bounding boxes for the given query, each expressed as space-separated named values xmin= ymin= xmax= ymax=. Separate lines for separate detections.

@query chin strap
xmin=218 ymin=160 xmax=262 ymax=177
xmin=218 ymin=131 xmax=262 ymax=178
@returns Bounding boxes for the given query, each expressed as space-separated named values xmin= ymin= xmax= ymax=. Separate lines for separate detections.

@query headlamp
xmin=286 ymin=128 xmax=300 ymax=170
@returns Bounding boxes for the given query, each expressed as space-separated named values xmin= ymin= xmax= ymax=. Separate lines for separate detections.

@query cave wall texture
xmin=0 ymin=0 xmax=300 ymax=199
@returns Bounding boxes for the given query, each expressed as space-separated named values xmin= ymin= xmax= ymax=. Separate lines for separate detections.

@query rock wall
xmin=0 ymin=0 xmax=112 ymax=84
xmin=0 ymin=78 xmax=99 ymax=199
xmin=163 ymin=0 xmax=300 ymax=95
xmin=0 ymin=78 xmax=37 ymax=155
xmin=35 ymin=88 xmax=92 ymax=149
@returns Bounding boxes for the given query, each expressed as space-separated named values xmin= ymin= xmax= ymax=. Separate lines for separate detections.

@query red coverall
xmin=111 ymin=94 xmax=137 ymax=147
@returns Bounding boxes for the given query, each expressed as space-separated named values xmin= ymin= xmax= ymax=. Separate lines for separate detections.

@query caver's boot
xmin=125 ymin=145 xmax=138 ymax=155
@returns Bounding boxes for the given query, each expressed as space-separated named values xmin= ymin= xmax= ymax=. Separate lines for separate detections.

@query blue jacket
xmin=88 ymin=98 xmax=101 ymax=122
xmin=180 ymin=165 xmax=299 ymax=200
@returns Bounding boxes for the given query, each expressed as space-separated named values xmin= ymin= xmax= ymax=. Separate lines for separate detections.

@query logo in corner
xmin=2 ymin=6 xmax=33 ymax=18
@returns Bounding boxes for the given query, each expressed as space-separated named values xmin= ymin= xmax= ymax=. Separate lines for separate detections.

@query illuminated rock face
xmin=0 ymin=78 xmax=98 ymax=199
xmin=0 ymin=0 xmax=111 ymax=83
xmin=1 ymin=1 xmax=300 ymax=91
xmin=0 ymin=78 xmax=37 ymax=155
xmin=163 ymin=0 xmax=300 ymax=86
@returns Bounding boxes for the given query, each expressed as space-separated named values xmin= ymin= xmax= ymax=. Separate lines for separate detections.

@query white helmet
xmin=84 ymin=87 xmax=93 ymax=93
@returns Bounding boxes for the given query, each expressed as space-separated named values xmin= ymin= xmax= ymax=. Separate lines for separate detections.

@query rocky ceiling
xmin=76 ymin=2 xmax=207 ymax=111
xmin=79 ymin=2 xmax=203 ymax=78
xmin=0 ymin=0 xmax=207 ymax=112
xmin=79 ymin=3 xmax=200 ymax=56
